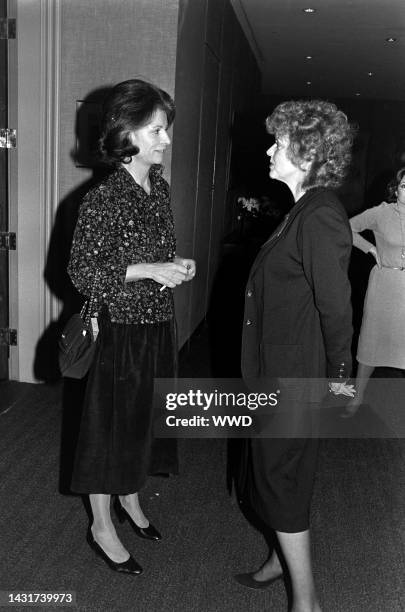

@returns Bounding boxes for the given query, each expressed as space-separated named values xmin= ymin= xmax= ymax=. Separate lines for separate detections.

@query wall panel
xmin=205 ymin=0 xmax=225 ymax=57
xmin=172 ymin=0 xmax=261 ymax=345
xmin=191 ymin=46 xmax=220 ymax=321
xmin=171 ymin=0 xmax=207 ymax=345
xmin=205 ymin=1 xmax=235 ymax=301
xmin=59 ymin=0 xmax=179 ymax=200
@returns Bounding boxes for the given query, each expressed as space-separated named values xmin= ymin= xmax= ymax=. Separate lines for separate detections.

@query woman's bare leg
xmin=90 ymin=493 xmax=130 ymax=562
xmin=342 ymin=362 xmax=374 ymax=417
xmin=119 ymin=492 xmax=149 ymax=528
xmin=250 ymin=548 xmax=283 ymax=581
xmin=276 ymin=529 xmax=321 ymax=612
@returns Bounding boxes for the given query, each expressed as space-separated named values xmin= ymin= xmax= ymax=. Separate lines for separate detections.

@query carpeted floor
xmin=0 ymin=359 xmax=404 ymax=611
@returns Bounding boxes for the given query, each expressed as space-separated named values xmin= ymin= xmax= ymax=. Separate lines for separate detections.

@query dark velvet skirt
xmin=71 ymin=313 xmax=178 ymax=494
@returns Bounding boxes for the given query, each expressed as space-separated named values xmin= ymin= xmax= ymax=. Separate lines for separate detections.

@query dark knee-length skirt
xmin=241 ymin=436 xmax=319 ymax=533
xmin=71 ymin=313 xmax=178 ymax=494
xmin=237 ymin=387 xmax=321 ymax=533
xmin=237 ymin=397 xmax=319 ymax=532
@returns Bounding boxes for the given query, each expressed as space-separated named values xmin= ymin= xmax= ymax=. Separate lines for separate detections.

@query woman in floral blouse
xmin=68 ymin=79 xmax=195 ymax=575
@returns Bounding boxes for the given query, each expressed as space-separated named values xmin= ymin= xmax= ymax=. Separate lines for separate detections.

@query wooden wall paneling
xmin=221 ymin=8 xmax=262 ymax=235
xmin=205 ymin=1 xmax=235 ymax=302
xmin=171 ymin=0 xmax=207 ymax=346
xmin=189 ymin=46 xmax=220 ymax=327
xmin=203 ymin=51 xmax=222 ymax=314
xmin=204 ymin=1 xmax=262 ymax=314
xmin=220 ymin=4 xmax=240 ymax=237
xmin=205 ymin=0 xmax=225 ymax=57
xmin=173 ymin=0 xmax=261 ymax=344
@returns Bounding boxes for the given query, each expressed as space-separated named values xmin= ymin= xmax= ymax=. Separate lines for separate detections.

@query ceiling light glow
xmin=306 ymin=81 xmax=312 ymax=85
xmin=367 ymin=72 xmax=374 ymax=76
xmin=386 ymin=37 xmax=396 ymax=43
xmin=306 ymin=55 xmax=313 ymax=59
xmin=303 ymin=8 xmax=316 ymax=14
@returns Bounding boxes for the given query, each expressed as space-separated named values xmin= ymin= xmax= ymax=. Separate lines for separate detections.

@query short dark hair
xmin=99 ymin=79 xmax=175 ymax=166
xmin=386 ymin=167 xmax=405 ymax=202
xmin=266 ymin=100 xmax=355 ymax=190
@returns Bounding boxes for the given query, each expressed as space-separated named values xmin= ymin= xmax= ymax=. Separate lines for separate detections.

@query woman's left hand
xmin=329 ymin=382 xmax=356 ymax=397
xmin=174 ymin=257 xmax=196 ymax=282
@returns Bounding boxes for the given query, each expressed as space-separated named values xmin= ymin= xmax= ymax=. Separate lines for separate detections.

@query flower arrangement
xmin=233 ymin=194 xmax=288 ymax=245
xmin=237 ymin=195 xmax=282 ymax=221
xmin=237 ymin=196 xmax=261 ymax=220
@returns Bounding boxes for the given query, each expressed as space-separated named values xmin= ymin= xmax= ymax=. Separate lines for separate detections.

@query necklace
xmin=396 ymin=203 xmax=405 ymax=259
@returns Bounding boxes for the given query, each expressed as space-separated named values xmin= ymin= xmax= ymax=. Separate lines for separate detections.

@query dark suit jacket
xmin=241 ymin=188 xmax=353 ymax=386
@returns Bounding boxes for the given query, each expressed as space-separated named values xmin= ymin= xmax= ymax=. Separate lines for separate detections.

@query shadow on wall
xmin=33 ymin=86 xmax=113 ymax=383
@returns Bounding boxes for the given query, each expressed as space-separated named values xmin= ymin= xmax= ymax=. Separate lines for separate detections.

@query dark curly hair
xmin=99 ymin=79 xmax=175 ymax=166
xmin=266 ymin=100 xmax=355 ymax=190
xmin=386 ymin=167 xmax=405 ymax=203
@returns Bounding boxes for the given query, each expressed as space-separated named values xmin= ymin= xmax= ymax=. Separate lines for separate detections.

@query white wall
xmin=58 ymin=0 xmax=179 ymax=199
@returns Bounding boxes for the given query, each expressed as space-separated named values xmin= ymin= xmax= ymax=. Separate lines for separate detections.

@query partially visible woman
xmin=68 ymin=79 xmax=195 ymax=574
xmin=342 ymin=167 xmax=405 ymax=417
xmin=235 ymin=100 xmax=355 ymax=612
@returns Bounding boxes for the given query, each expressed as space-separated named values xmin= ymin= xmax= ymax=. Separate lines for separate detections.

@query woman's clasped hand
xmin=329 ymin=382 xmax=356 ymax=397
xmin=125 ymin=259 xmax=195 ymax=288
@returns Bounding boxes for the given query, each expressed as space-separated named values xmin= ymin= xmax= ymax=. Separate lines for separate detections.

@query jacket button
xmin=247 ymin=289 xmax=253 ymax=297
xmin=246 ymin=319 xmax=252 ymax=326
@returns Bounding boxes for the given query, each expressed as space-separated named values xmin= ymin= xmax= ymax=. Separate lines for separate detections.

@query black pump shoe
xmin=86 ymin=528 xmax=143 ymax=575
xmin=234 ymin=571 xmax=283 ymax=590
xmin=114 ymin=497 xmax=162 ymax=541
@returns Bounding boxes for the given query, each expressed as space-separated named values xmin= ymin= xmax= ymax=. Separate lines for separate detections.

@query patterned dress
xmin=68 ymin=164 xmax=178 ymax=494
xmin=351 ymin=202 xmax=405 ymax=368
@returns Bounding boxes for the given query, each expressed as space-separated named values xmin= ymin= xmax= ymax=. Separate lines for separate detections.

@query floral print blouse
xmin=68 ymin=164 xmax=176 ymax=324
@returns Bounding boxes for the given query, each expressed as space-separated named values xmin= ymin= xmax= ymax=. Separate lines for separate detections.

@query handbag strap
xmin=80 ymin=269 xmax=100 ymax=324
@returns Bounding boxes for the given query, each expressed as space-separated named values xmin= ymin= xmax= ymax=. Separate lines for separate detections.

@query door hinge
xmin=0 ymin=18 xmax=16 ymax=39
xmin=0 ymin=232 xmax=16 ymax=250
xmin=0 ymin=329 xmax=17 ymax=346
xmin=0 ymin=129 xmax=17 ymax=148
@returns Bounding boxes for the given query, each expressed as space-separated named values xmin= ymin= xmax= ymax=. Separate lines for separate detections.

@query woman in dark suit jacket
xmin=235 ymin=100 xmax=356 ymax=612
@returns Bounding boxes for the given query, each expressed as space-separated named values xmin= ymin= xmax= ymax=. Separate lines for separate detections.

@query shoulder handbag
xmin=58 ymin=273 xmax=99 ymax=379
